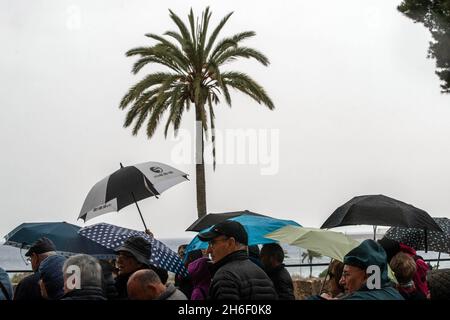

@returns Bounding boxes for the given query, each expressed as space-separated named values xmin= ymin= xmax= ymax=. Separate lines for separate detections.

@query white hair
xmin=63 ymin=254 xmax=102 ymax=288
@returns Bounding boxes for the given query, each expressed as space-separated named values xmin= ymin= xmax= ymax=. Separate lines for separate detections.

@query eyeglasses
xmin=208 ymin=237 xmax=229 ymax=247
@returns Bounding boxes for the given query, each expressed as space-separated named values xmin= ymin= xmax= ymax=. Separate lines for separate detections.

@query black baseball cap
xmin=25 ymin=237 xmax=56 ymax=257
xmin=198 ymin=220 xmax=248 ymax=245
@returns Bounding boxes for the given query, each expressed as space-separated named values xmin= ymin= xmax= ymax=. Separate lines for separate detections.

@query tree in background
xmin=301 ymin=249 xmax=323 ymax=278
xmin=120 ymin=7 xmax=274 ymax=218
xmin=398 ymin=0 xmax=450 ymax=93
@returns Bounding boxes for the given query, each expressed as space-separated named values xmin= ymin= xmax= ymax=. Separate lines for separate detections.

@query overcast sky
xmin=1 ymin=0 xmax=450 ymax=241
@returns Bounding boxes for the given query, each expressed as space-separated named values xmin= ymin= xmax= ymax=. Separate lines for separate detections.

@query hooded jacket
xmin=188 ymin=257 xmax=211 ymax=300
xmin=38 ymin=255 xmax=66 ymax=300
xmin=342 ymin=240 xmax=404 ymax=300
xmin=156 ymin=283 xmax=188 ymax=300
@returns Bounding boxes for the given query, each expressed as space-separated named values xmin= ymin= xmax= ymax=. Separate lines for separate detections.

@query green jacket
xmin=341 ymin=239 xmax=404 ymax=300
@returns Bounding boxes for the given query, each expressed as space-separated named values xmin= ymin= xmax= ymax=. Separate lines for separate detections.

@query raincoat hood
xmin=188 ymin=257 xmax=211 ymax=285
xmin=344 ymin=239 xmax=390 ymax=286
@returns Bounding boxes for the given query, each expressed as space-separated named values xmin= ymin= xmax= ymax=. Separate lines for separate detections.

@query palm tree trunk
xmin=195 ymin=106 xmax=207 ymax=218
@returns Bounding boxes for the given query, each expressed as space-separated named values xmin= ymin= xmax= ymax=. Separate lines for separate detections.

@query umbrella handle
xmin=131 ymin=191 xmax=149 ymax=231
xmin=424 ymin=229 xmax=428 ymax=253
xmin=120 ymin=162 xmax=152 ymax=232
xmin=144 ymin=229 xmax=154 ymax=238
xmin=319 ymin=259 xmax=333 ymax=295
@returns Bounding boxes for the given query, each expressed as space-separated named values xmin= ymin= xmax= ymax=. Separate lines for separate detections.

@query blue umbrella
xmin=79 ymin=223 xmax=187 ymax=276
xmin=4 ymin=222 xmax=115 ymax=259
xmin=184 ymin=214 xmax=301 ymax=260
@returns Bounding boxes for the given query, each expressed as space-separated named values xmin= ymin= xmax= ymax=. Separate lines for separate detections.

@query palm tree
xmin=119 ymin=7 xmax=274 ymax=218
xmin=301 ymin=250 xmax=323 ymax=278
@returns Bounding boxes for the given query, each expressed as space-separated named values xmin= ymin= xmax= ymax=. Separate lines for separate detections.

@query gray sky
xmin=1 ymin=0 xmax=450 ymax=240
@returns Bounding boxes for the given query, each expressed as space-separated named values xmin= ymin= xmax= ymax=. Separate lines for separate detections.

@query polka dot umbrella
xmin=79 ymin=222 xmax=187 ymax=276
xmin=384 ymin=217 xmax=450 ymax=254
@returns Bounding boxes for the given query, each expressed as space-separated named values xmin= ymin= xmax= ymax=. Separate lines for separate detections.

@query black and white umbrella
xmin=78 ymin=161 xmax=189 ymax=230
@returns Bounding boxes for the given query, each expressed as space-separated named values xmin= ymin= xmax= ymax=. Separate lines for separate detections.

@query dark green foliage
xmin=120 ymin=7 xmax=274 ymax=145
xmin=119 ymin=7 xmax=274 ymax=218
xmin=398 ymin=0 xmax=450 ymax=93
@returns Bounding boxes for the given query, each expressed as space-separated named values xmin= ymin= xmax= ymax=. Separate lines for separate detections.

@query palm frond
xmin=197 ymin=7 xmax=212 ymax=65
xmin=164 ymin=86 xmax=184 ymax=137
xmin=204 ymin=12 xmax=234 ymax=59
xmin=188 ymin=8 xmax=197 ymax=52
xmin=222 ymin=71 xmax=274 ymax=109
xmin=119 ymin=72 xmax=178 ymax=109
xmin=215 ymin=47 xmax=269 ymax=66
xmin=208 ymin=31 xmax=255 ymax=61
xmin=123 ymin=89 xmax=159 ymax=128
xmin=145 ymin=92 xmax=172 ymax=139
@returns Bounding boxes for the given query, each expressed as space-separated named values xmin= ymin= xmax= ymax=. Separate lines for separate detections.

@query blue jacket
xmin=0 ymin=267 xmax=13 ymax=300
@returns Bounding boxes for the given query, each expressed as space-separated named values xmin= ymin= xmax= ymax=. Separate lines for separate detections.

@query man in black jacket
xmin=198 ymin=220 xmax=277 ymax=300
xmin=14 ymin=237 xmax=57 ymax=300
xmin=260 ymin=243 xmax=295 ymax=300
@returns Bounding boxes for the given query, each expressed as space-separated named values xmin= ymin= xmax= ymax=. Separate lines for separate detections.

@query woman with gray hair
xmin=61 ymin=254 xmax=106 ymax=300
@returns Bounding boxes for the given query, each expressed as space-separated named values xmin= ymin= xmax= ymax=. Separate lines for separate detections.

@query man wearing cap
xmin=38 ymin=254 xmax=66 ymax=300
xmin=114 ymin=236 xmax=168 ymax=299
xmin=337 ymin=239 xmax=404 ymax=300
xmin=14 ymin=237 xmax=57 ymax=300
xmin=198 ymin=220 xmax=277 ymax=300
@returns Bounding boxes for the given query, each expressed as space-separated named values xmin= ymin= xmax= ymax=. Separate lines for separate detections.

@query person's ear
xmin=147 ymin=283 xmax=158 ymax=299
xmin=270 ymin=256 xmax=277 ymax=266
xmin=225 ymin=237 xmax=235 ymax=248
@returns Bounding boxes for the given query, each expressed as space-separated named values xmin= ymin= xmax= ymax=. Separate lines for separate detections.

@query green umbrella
xmin=264 ymin=225 xmax=359 ymax=262
xmin=266 ymin=226 xmax=397 ymax=294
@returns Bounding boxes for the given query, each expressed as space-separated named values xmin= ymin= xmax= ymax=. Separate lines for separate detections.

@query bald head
xmin=127 ymin=269 xmax=165 ymax=300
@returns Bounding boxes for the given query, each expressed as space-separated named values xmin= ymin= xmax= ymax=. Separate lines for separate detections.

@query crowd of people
xmin=1 ymin=220 xmax=449 ymax=300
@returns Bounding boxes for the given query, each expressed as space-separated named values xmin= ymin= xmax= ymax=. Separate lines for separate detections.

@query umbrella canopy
xmin=78 ymin=161 xmax=189 ymax=228
xmin=264 ymin=225 xmax=360 ymax=262
xmin=4 ymin=222 xmax=115 ymax=259
xmin=185 ymin=214 xmax=301 ymax=256
xmin=79 ymin=223 xmax=187 ymax=276
xmin=186 ymin=210 xmax=267 ymax=231
xmin=321 ymin=194 xmax=442 ymax=232
xmin=384 ymin=217 xmax=450 ymax=254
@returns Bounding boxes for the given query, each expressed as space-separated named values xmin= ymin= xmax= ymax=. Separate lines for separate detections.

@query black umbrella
xmin=79 ymin=161 xmax=189 ymax=231
xmin=385 ymin=217 xmax=450 ymax=257
xmin=185 ymin=210 xmax=267 ymax=232
xmin=321 ymin=195 xmax=442 ymax=250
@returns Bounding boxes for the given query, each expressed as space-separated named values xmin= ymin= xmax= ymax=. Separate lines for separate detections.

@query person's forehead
xmin=212 ymin=234 xmax=228 ymax=240
xmin=344 ymin=265 xmax=364 ymax=273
